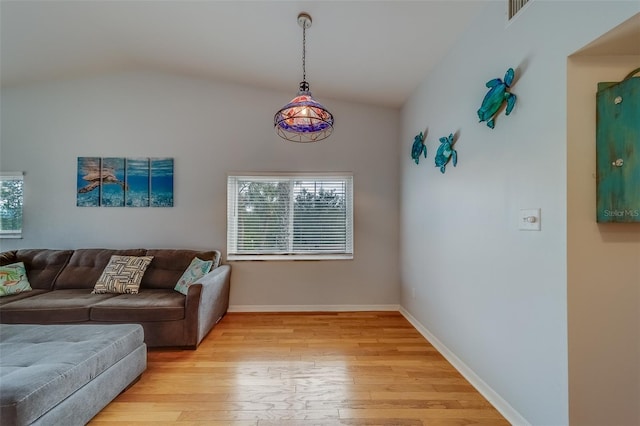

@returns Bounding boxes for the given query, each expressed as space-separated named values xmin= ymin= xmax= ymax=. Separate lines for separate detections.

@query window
xmin=227 ymin=174 xmax=353 ymax=260
xmin=0 ymin=172 xmax=24 ymax=239
xmin=508 ymin=0 xmax=530 ymax=20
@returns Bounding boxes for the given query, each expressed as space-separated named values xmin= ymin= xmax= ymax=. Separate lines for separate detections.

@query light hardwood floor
xmin=90 ymin=312 xmax=509 ymax=425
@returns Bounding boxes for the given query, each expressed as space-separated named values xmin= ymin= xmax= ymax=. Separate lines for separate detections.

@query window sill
xmin=0 ymin=234 xmax=22 ymax=239
xmin=228 ymin=254 xmax=353 ymax=261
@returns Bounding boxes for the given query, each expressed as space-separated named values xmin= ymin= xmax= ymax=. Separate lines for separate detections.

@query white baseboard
xmin=228 ymin=304 xmax=400 ymax=313
xmin=399 ymin=306 xmax=531 ymax=426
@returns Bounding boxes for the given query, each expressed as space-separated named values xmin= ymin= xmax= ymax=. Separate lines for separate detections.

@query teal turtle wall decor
xmin=435 ymin=133 xmax=457 ymax=174
xmin=477 ymin=68 xmax=517 ymax=129
xmin=411 ymin=131 xmax=427 ymax=164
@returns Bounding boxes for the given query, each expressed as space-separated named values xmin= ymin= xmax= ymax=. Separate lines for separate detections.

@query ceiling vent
xmin=508 ymin=0 xmax=530 ymax=20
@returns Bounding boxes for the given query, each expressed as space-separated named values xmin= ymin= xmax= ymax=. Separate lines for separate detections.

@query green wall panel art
xmin=596 ymin=69 xmax=640 ymax=223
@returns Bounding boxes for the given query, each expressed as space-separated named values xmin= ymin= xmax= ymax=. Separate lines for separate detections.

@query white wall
xmin=567 ymin=55 xmax=640 ymax=426
xmin=399 ymin=2 xmax=638 ymax=425
xmin=0 ymin=71 xmax=400 ymax=307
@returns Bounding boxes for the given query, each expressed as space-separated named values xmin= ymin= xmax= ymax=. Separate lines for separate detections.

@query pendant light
xmin=274 ymin=13 xmax=334 ymax=143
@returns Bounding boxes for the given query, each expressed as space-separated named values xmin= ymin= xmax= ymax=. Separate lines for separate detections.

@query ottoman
xmin=0 ymin=324 xmax=146 ymax=425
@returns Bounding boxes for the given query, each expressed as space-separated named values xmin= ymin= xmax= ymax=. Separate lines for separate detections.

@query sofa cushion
xmin=90 ymin=289 xmax=185 ymax=322
xmin=174 ymin=257 xmax=213 ymax=295
xmin=1 ymin=249 xmax=73 ymax=290
xmin=54 ymin=249 xmax=146 ymax=290
xmin=0 ymin=323 xmax=145 ymax=426
xmin=141 ymin=249 xmax=218 ymax=289
xmin=0 ymin=289 xmax=119 ymax=323
xmin=0 ymin=289 xmax=48 ymax=307
xmin=0 ymin=262 xmax=32 ymax=297
xmin=93 ymin=255 xmax=153 ymax=294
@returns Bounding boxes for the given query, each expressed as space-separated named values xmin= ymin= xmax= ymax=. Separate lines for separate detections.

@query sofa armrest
xmin=184 ymin=264 xmax=231 ymax=348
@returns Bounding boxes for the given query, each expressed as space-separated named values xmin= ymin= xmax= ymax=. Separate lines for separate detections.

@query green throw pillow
xmin=93 ymin=255 xmax=154 ymax=294
xmin=174 ymin=257 xmax=213 ymax=295
xmin=0 ymin=262 xmax=32 ymax=297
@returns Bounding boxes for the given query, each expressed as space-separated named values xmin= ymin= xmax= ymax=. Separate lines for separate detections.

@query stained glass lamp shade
xmin=274 ymin=82 xmax=334 ymax=143
xmin=274 ymin=13 xmax=334 ymax=143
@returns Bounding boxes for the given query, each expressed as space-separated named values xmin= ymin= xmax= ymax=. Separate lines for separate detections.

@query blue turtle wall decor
xmin=477 ymin=67 xmax=517 ymax=129
xmin=411 ymin=131 xmax=427 ymax=164
xmin=435 ymin=133 xmax=457 ymax=174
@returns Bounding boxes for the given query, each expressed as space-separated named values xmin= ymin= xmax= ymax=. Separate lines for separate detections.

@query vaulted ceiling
xmin=0 ymin=1 xmax=490 ymax=108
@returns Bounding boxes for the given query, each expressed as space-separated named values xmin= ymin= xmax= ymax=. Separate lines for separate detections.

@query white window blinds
xmin=508 ymin=0 xmax=530 ymax=20
xmin=227 ymin=174 xmax=353 ymax=260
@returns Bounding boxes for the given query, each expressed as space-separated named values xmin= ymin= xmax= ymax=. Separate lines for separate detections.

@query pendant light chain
xmin=302 ymin=24 xmax=306 ymax=83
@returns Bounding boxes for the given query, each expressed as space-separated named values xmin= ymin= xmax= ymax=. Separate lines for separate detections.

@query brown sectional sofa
xmin=0 ymin=248 xmax=231 ymax=348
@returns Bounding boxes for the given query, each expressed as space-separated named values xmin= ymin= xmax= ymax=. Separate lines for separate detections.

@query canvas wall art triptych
xmin=77 ymin=157 xmax=174 ymax=207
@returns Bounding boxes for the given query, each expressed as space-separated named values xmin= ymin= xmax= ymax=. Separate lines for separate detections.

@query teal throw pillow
xmin=174 ymin=257 xmax=213 ymax=295
xmin=0 ymin=262 xmax=32 ymax=297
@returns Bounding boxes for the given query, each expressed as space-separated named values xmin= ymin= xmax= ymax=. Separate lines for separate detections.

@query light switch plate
xmin=519 ymin=208 xmax=541 ymax=231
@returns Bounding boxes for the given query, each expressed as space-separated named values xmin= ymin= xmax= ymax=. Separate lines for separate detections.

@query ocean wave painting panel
xmin=77 ymin=157 xmax=101 ymax=207
xmin=101 ymin=157 xmax=126 ymax=207
xmin=126 ymin=158 xmax=150 ymax=207
xmin=151 ymin=158 xmax=174 ymax=207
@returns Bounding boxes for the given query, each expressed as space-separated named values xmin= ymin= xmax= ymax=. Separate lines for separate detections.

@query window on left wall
xmin=0 ymin=172 xmax=24 ymax=239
